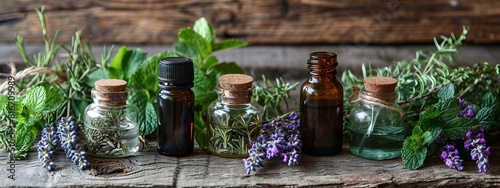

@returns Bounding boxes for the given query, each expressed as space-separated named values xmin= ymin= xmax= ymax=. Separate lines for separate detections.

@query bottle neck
xmin=91 ymin=88 xmax=129 ymax=107
xmin=360 ymin=90 xmax=398 ymax=105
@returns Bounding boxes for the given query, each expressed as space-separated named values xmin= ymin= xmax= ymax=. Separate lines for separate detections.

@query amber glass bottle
xmin=300 ymin=52 xmax=344 ymax=156
xmin=157 ymin=57 xmax=194 ymax=157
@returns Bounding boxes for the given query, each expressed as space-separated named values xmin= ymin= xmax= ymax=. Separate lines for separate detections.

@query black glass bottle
xmin=157 ymin=57 xmax=194 ymax=156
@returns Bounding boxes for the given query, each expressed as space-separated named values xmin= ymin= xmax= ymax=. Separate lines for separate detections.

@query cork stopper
xmin=363 ymin=77 xmax=397 ymax=93
xmin=363 ymin=76 xmax=398 ymax=103
xmin=219 ymin=74 xmax=253 ymax=104
xmin=93 ymin=79 xmax=128 ymax=106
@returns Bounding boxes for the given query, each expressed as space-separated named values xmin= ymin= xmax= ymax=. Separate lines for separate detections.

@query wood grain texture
xmin=1 ymin=144 xmax=499 ymax=187
xmin=0 ymin=0 xmax=499 ymax=44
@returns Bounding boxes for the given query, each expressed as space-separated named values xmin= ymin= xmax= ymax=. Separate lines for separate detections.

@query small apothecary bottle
xmin=300 ymin=51 xmax=344 ymax=156
xmin=348 ymin=76 xmax=406 ymax=160
xmin=157 ymin=57 xmax=194 ymax=156
xmin=84 ymin=79 xmax=139 ymax=158
xmin=207 ymin=74 xmax=262 ymax=157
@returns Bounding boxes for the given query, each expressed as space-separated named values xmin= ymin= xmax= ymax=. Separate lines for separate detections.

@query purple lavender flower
xmin=244 ymin=112 xmax=302 ymax=174
xmin=58 ymin=116 xmax=90 ymax=170
xmin=37 ymin=123 xmax=59 ymax=171
xmin=458 ymin=98 xmax=475 ymax=118
xmin=439 ymin=143 xmax=464 ymax=171
xmin=464 ymin=128 xmax=490 ymax=173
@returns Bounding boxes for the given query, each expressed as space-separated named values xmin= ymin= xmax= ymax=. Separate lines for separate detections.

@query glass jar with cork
xmin=84 ymin=79 xmax=139 ymax=158
xmin=348 ymin=76 xmax=407 ymax=160
xmin=207 ymin=74 xmax=262 ymax=157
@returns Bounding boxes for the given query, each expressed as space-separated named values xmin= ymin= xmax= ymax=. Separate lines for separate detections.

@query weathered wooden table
xmin=1 ymin=142 xmax=498 ymax=187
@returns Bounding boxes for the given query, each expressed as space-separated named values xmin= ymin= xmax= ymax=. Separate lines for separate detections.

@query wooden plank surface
xmin=1 ymin=144 xmax=499 ymax=187
xmin=0 ymin=0 xmax=499 ymax=44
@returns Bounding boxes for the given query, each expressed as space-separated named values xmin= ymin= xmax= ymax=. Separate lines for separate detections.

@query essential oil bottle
xmin=157 ymin=57 xmax=195 ymax=156
xmin=207 ymin=74 xmax=262 ymax=157
xmin=84 ymin=79 xmax=139 ymax=158
xmin=300 ymin=52 xmax=344 ymax=156
xmin=348 ymin=76 xmax=406 ymax=160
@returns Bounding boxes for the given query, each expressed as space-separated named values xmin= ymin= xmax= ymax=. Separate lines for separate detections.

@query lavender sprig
xmin=37 ymin=123 xmax=59 ymax=171
xmin=57 ymin=116 xmax=90 ymax=170
xmin=244 ymin=112 xmax=302 ymax=174
xmin=464 ymin=128 xmax=490 ymax=173
xmin=439 ymin=143 xmax=464 ymax=171
xmin=458 ymin=97 xmax=475 ymax=118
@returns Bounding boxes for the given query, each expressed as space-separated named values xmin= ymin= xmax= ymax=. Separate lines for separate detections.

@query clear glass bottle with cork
xmin=84 ymin=79 xmax=139 ymax=158
xmin=300 ymin=52 xmax=344 ymax=156
xmin=207 ymin=74 xmax=262 ymax=157
xmin=348 ymin=76 xmax=406 ymax=160
xmin=157 ymin=57 xmax=195 ymax=157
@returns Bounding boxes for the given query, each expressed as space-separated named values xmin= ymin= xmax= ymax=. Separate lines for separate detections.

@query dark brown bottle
xmin=157 ymin=57 xmax=194 ymax=156
xmin=300 ymin=52 xmax=344 ymax=156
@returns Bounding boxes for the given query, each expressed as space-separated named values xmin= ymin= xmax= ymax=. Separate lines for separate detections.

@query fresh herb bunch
xmin=0 ymin=83 xmax=65 ymax=160
xmin=401 ymin=84 xmax=495 ymax=170
xmin=92 ymin=18 xmax=298 ymax=149
xmin=0 ymin=7 xmax=110 ymax=159
xmin=243 ymin=112 xmax=302 ymax=174
xmin=341 ymin=27 xmax=500 ymax=126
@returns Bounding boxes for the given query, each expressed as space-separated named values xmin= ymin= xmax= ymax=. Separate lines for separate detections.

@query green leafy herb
xmin=401 ymin=84 xmax=496 ymax=170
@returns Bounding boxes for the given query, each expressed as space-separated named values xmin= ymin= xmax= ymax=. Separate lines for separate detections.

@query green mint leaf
xmin=210 ymin=62 xmax=245 ymax=78
xmin=202 ymin=55 xmax=218 ymax=70
xmin=193 ymin=17 xmax=216 ymax=44
xmin=421 ymin=127 xmax=442 ymax=146
xmin=42 ymin=85 xmax=65 ymax=113
xmin=130 ymin=51 xmax=178 ymax=93
xmin=481 ymin=92 xmax=497 ymax=109
xmin=123 ymin=48 xmax=148 ymax=80
xmin=14 ymin=123 xmax=38 ymax=160
xmin=213 ymin=39 xmax=248 ymax=52
xmin=475 ymin=107 xmax=493 ymax=130
xmin=438 ymin=98 xmax=459 ymax=110
xmin=22 ymin=86 xmax=46 ymax=113
xmin=402 ymin=141 xmax=427 ymax=170
xmin=439 ymin=107 xmax=460 ymax=122
xmin=174 ymin=42 xmax=202 ymax=66
xmin=443 ymin=117 xmax=479 ymax=140
xmin=109 ymin=47 xmax=148 ymax=80
xmin=85 ymin=68 xmax=108 ymax=87
xmin=193 ymin=67 xmax=218 ymax=111
xmin=437 ymin=83 xmax=455 ymax=100
xmin=144 ymin=102 xmax=157 ymax=136
xmin=108 ymin=46 xmax=129 ymax=79
xmin=194 ymin=111 xmax=207 ymax=149
xmin=178 ymin=28 xmax=212 ymax=59
xmin=412 ymin=125 xmax=424 ymax=136
xmin=128 ymin=89 xmax=150 ymax=135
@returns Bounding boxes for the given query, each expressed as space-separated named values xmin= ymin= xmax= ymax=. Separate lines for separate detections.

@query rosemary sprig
xmin=341 ymin=26 xmax=500 ymax=126
xmin=253 ymin=75 xmax=300 ymax=121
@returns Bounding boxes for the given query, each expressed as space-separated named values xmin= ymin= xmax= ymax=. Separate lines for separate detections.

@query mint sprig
xmin=401 ymin=84 xmax=496 ymax=170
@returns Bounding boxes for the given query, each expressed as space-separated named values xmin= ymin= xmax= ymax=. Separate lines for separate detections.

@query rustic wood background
xmin=0 ymin=0 xmax=499 ymax=45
